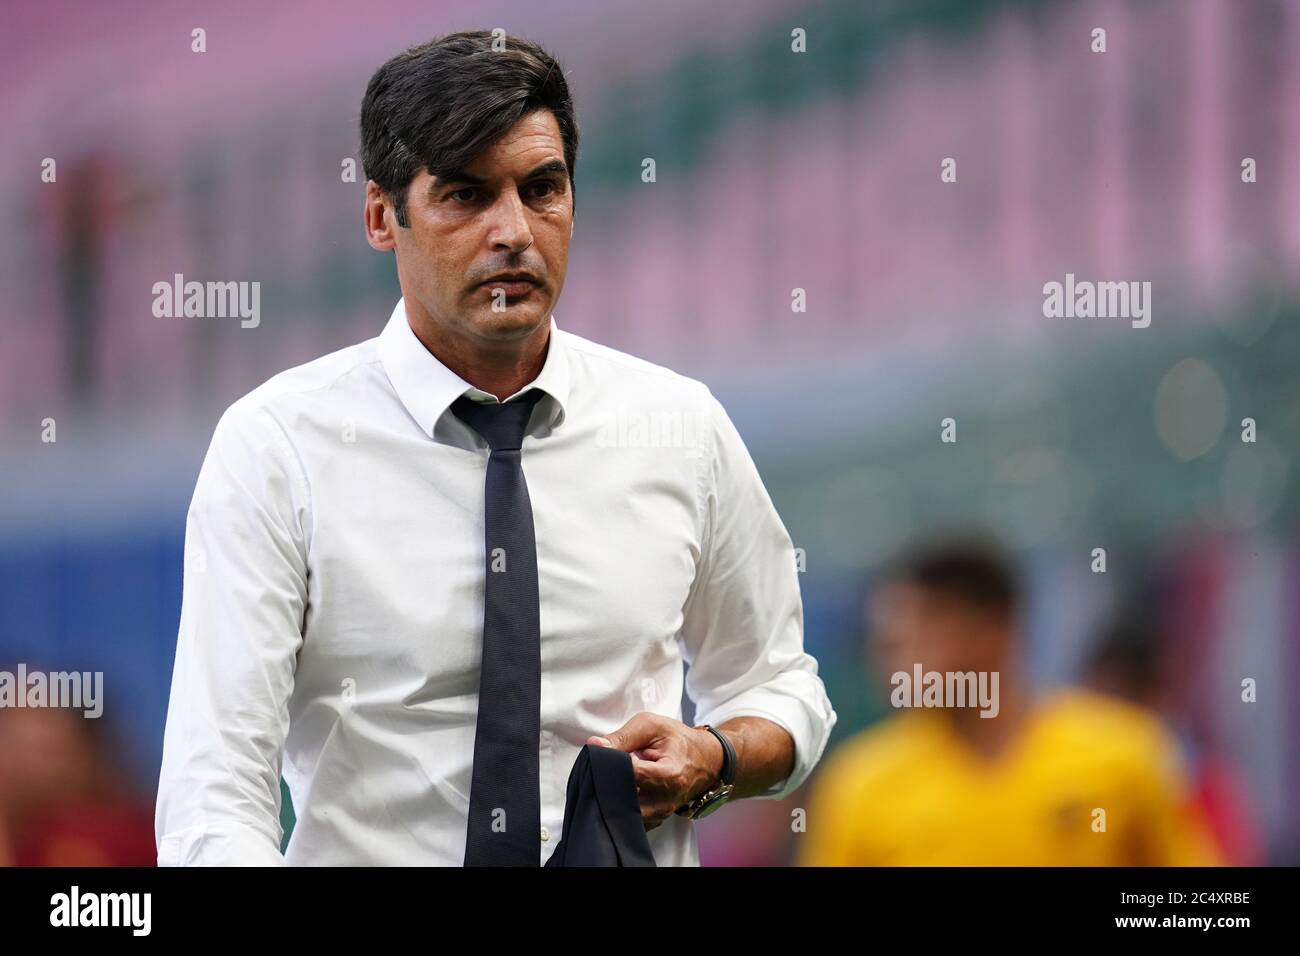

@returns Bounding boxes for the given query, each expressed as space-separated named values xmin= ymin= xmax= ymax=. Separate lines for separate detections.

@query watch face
xmin=694 ymin=787 xmax=733 ymax=819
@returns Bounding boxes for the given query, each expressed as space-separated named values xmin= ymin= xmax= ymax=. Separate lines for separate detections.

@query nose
xmin=486 ymin=186 xmax=534 ymax=255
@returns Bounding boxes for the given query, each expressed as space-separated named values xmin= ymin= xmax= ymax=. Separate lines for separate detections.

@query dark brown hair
xmin=889 ymin=536 xmax=1019 ymax=619
xmin=360 ymin=31 xmax=578 ymax=227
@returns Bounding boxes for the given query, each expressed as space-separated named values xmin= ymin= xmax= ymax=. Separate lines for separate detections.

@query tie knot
xmin=451 ymin=389 xmax=545 ymax=451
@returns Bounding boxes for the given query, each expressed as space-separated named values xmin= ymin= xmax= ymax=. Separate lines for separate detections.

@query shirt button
xmin=540 ymin=826 xmax=550 ymax=842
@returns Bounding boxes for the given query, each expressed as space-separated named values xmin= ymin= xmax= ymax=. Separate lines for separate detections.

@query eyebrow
xmin=430 ymin=159 xmax=569 ymax=194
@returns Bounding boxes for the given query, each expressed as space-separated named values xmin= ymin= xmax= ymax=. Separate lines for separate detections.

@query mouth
xmin=477 ymin=275 xmax=540 ymax=300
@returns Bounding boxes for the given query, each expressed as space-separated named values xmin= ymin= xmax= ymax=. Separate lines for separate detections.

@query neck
xmin=406 ymin=302 xmax=551 ymax=402
xmin=946 ymin=676 xmax=1028 ymax=759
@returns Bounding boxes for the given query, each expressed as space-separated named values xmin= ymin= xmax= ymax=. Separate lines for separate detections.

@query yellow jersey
xmin=797 ymin=688 xmax=1222 ymax=866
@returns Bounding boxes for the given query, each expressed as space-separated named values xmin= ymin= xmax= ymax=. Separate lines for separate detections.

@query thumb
xmin=594 ymin=712 xmax=661 ymax=753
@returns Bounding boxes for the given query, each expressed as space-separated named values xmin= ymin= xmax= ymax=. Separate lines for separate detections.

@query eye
xmin=527 ymin=181 xmax=556 ymax=199
xmin=450 ymin=187 xmax=480 ymax=202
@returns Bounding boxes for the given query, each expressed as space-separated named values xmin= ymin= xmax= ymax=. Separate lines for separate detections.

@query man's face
xmin=870 ymin=580 xmax=1011 ymax=678
xmin=382 ymin=109 xmax=573 ymax=347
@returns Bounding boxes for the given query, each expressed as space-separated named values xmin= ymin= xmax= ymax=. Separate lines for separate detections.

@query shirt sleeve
xmin=678 ymin=386 xmax=837 ymax=801
xmin=155 ymin=399 xmax=311 ymax=866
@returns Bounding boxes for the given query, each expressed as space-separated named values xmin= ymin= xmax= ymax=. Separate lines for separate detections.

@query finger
xmin=601 ymin=712 xmax=669 ymax=753
xmin=629 ymin=752 xmax=680 ymax=786
xmin=637 ymin=794 xmax=673 ymax=826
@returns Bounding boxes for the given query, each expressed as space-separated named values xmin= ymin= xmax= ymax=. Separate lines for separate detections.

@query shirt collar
xmin=378 ymin=297 xmax=570 ymax=439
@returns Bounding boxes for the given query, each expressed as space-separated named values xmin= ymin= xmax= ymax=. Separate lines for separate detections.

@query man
xmin=797 ymin=539 xmax=1220 ymax=866
xmin=1084 ymin=610 xmax=1260 ymax=865
xmin=155 ymin=31 xmax=835 ymax=866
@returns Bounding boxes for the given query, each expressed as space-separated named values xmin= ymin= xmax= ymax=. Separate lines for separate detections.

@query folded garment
xmin=545 ymin=744 xmax=657 ymax=867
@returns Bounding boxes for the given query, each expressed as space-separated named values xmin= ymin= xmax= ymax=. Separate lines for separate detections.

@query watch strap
xmin=699 ymin=724 xmax=736 ymax=786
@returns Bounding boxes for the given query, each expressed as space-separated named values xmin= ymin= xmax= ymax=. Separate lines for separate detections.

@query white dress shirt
xmin=155 ymin=298 xmax=836 ymax=866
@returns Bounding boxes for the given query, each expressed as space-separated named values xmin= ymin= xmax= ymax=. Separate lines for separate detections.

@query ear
xmin=364 ymin=181 xmax=397 ymax=251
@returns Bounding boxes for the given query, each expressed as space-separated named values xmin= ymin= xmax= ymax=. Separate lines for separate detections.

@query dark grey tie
xmin=452 ymin=388 xmax=545 ymax=866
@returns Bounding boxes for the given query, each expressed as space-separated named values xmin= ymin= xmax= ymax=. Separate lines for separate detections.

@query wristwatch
xmin=675 ymin=724 xmax=737 ymax=819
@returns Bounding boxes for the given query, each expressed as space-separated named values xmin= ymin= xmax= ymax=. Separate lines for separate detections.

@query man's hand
xmin=586 ymin=713 xmax=723 ymax=831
